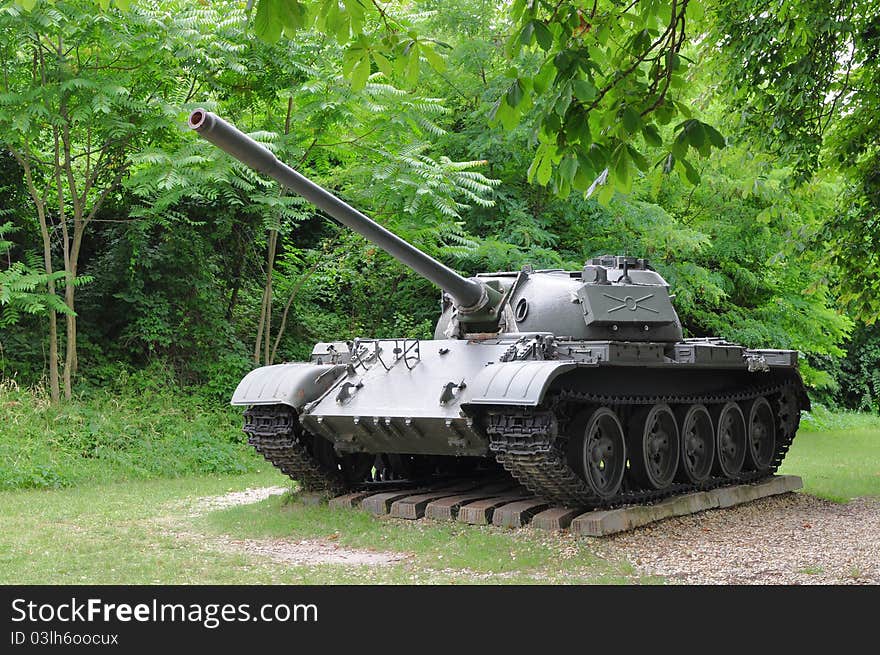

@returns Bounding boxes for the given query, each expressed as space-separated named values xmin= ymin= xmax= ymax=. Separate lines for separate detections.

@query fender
xmin=460 ymin=360 xmax=578 ymax=408
xmin=230 ymin=363 xmax=347 ymax=409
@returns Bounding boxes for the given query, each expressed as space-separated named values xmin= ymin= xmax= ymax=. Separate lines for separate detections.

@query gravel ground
xmin=184 ymin=486 xmax=288 ymax=516
xmin=213 ymin=536 xmax=409 ymax=567
xmin=592 ymin=492 xmax=879 ymax=585
xmin=173 ymin=486 xmax=879 ymax=582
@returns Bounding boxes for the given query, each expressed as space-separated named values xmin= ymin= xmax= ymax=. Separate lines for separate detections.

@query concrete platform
xmin=569 ymin=475 xmax=803 ymax=537
xmin=458 ymin=494 xmax=530 ymax=525
xmin=423 ymin=484 xmax=517 ymax=521
xmin=531 ymin=507 xmax=582 ymax=531
xmin=389 ymin=481 xmax=481 ymax=519
xmin=328 ymin=491 xmax=375 ymax=510
xmin=361 ymin=490 xmax=422 ymax=515
xmin=492 ymin=498 xmax=551 ymax=528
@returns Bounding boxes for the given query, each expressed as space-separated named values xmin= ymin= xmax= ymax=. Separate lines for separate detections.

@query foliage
xmin=0 ymin=222 xmax=68 ymax=326
xmin=247 ymin=0 xmax=450 ymax=91
xmin=0 ymin=0 xmax=871 ymax=414
xmin=239 ymin=0 xmax=728 ymax=200
xmin=0 ymin=0 xmax=242 ymax=398
xmin=708 ymin=0 xmax=880 ymax=322
xmin=0 ymin=0 xmax=189 ymax=229
xmin=825 ymin=323 xmax=880 ymax=412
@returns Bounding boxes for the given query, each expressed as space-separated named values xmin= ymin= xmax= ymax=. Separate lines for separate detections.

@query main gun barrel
xmin=188 ymin=109 xmax=487 ymax=310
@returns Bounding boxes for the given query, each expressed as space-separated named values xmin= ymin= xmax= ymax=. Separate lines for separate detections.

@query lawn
xmin=0 ymin=469 xmax=648 ymax=585
xmin=0 ymin=412 xmax=876 ymax=585
xmin=779 ymin=428 xmax=880 ymax=502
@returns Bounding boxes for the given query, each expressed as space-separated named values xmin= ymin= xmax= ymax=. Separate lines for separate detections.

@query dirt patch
xmin=165 ymin=486 xmax=408 ymax=567
xmin=213 ymin=536 xmax=409 ymax=567
xmin=184 ymin=486 xmax=289 ymax=516
xmin=592 ymin=493 xmax=880 ymax=584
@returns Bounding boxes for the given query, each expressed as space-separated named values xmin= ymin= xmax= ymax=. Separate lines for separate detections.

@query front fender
xmin=460 ymin=360 xmax=577 ymax=407
xmin=230 ymin=363 xmax=346 ymax=409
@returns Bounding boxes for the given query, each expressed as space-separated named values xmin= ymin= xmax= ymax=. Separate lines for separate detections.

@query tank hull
xmin=232 ymin=334 xmax=806 ymax=459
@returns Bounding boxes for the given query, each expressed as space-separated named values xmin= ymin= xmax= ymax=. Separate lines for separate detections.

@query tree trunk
xmin=61 ymin=211 xmax=85 ymax=400
xmin=253 ymin=284 xmax=268 ymax=364
xmin=62 ymin=266 xmax=77 ymax=400
xmin=253 ymin=229 xmax=277 ymax=365
xmin=19 ymin=152 xmax=60 ymax=403
xmin=253 ymin=228 xmax=278 ymax=365
xmin=225 ymin=231 xmax=245 ymax=321
xmin=269 ymin=263 xmax=318 ymax=364
xmin=38 ymin=218 xmax=60 ymax=404
xmin=263 ymin=228 xmax=278 ymax=365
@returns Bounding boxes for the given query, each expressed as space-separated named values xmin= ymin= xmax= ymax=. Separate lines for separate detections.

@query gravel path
xmin=165 ymin=486 xmax=408 ymax=567
xmin=193 ymin=486 xmax=289 ymax=513
xmin=212 ymin=536 xmax=409 ymax=567
xmin=593 ymin=492 xmax=879 ymax=584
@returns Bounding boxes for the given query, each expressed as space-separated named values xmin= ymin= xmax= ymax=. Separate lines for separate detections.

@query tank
xmin=189 ymin=109 xmax=809 ymax=507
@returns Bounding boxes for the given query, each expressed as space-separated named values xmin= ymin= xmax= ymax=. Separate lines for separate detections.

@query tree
xmin=0 ymin=1 xmax=211 ymax=400
xmin=707 ymin=0 xmax=880 ymax=322
xmin=241 ymin=1 xmax=726 ymax=198
xmin=221 ymin=0 xmax=879 ymax=325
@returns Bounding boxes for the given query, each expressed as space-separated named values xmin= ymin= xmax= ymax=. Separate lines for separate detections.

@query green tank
xmin=189 ymin=109 xmax=808 ymax=507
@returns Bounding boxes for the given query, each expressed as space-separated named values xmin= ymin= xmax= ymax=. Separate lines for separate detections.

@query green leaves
xmin=0 ymin=222 xmax=71 ymax=328
xmin=572 ymin=79 xmax=596 ymax=103
xmin=527 ymin=143 xmax=556 ymax=186
xmin=490 ymin=72 xmax=532 ymax=131
xmin=247 ymin=0 xmax=448 ymax=91
xmin=342 ymin=36 xmax=372 ymax=91
xmin=517 ymin=19 xmax=554 ymax=51
xmin=254 ymin=0 xmax=307 ymax=43
xmin=253 ymin=0 xmax=282 ymax=44
xmin=500 ymin=1 xmax=729 ymax=197
xmin=506 ymin=78 xmax=525 ymax=108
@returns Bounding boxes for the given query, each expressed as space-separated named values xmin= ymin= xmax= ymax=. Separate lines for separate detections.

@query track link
xmin=243 ymin=405 xmax=345 ymax=495
xmin=486 ymin=381 xmax=801 ymax=508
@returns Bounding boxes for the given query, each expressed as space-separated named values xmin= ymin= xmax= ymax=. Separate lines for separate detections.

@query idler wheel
xmin=572 ymin=407 xmax=627 ymax=499
xmin=711 ymin=402 xmax=747 ymax=478
xmin=674 ymin=404 xmax=715 ymax=484
xmin=742 ymin=396 xmax=776 ymax=472
xmin=628 ymin=404 xmax=680 ymax=489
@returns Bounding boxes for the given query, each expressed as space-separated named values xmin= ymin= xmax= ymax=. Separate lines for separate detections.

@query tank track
xmin=486 ymin=380 xmax=800 ymax=508
xmin=244 ymin=381 xmax=801 ymax=508
xmin=243 ymin=406 xmax=346 ymax=495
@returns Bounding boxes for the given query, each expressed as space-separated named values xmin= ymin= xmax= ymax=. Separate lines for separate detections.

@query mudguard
xmin=461 ymin=360 xmax=577 ymax=407
xmin=230 ymin=363 xmax=346 ymax=408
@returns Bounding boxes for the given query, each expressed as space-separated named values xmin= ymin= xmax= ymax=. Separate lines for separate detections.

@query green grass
xmin=778 ymin=427 xmax=880 ymax=501
xmin=0 ymin=379 xmax=262 ymax=490
xmin=198 ymin=496 xmax=646 ymax=583
xmin=800 ymin=403 xmax=880 ymax=432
